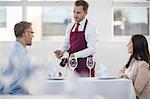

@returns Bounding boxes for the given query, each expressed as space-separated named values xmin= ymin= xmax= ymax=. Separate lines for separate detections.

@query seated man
xmin=1 ymin=21 xmax=35 ymax=95
xmin=0 ymin=82 xmax=4 ymax=94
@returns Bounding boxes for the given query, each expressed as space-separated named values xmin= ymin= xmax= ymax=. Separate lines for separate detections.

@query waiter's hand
xmin=117 ymin=69 xmax=124 ymax=77
xmin=54 ymin=50 xmax=63 ymax=59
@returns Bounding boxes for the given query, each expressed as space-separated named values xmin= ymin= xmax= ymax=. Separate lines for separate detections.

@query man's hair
xmin=74 ymin=0 xmax=89 ymax=12
xmin=14 ymin=21 xmax=32 ymax=37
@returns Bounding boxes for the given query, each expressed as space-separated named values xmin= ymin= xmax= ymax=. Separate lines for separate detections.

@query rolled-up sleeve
xmin=74 ymin=23 xmax=98 ymax=58
xmin=61 ymin=23 xmax=73 ymax=53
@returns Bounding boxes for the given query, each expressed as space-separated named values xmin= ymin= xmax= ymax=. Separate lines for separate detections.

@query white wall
xmin=88 ymin=0 xmax=112 ymax=41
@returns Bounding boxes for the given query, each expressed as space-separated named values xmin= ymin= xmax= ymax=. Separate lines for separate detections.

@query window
xmin=0 ymin=6 xmax=22 ymax=41
xmin=42 ymin=6 xmax=72 ymax=36
xmin=0 ymin=0 xmax=74 ymax=41
xmin=113 ymin=7 xmax=148 ymax=35
xmin=113 ymin=0 xmax=150 ymax=36
xmin=27 ymin=6 xmax=72 ymax=37
xmin=0 ymin=7 xmax=6 ymax=27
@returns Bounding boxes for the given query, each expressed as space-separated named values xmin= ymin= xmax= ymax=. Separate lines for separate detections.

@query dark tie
xmin=75 ymin=23 xmax=80 ymax=32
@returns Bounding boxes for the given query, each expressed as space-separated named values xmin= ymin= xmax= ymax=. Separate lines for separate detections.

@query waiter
xmin=55 ymin=0 xmax=98 ymax=77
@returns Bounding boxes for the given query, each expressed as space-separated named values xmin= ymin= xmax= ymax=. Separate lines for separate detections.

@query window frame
xmin=0 ymin=0 xmax=74 ymax=41
xmin=112 ymin=1 xmax=150 ymax=40
xmin=0 ymin=0 xmax=74 ymax=20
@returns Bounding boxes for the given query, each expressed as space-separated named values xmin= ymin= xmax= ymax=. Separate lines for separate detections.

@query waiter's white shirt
xmin=61 ymin=18 xmax=98 ymax=58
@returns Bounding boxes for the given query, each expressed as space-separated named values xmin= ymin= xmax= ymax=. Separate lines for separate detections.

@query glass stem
xmin=89 ymin=69 xmax=91 ymax=77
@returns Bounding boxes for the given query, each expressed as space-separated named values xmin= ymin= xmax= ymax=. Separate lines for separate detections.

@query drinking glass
xmin=68 ymin=57 xmax=78 ymax=71
xmin=86 ymin=56 xmax=95 ymax=77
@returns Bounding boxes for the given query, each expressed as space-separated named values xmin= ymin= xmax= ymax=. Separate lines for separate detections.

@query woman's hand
xmin=117 ymin=69 xmax=125 ymax=77
xmin=121 ymin=75 xmax=129 ymax=79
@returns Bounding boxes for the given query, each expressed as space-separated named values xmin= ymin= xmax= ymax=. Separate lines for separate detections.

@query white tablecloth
xmin=0 ymin=95 xmax=105 ymax=99
xmin=44 ymin=78 xmax=136 ymax=99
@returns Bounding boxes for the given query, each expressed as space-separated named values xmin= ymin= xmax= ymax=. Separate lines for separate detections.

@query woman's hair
xmin=125 ymin=34 xmax=150 ymax=69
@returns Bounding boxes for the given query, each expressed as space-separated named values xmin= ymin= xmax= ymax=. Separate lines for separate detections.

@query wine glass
xmin=86 ymin=56 xmax=95 ymax=77
xmin=68 ymin=57 xmax=78 ymax=71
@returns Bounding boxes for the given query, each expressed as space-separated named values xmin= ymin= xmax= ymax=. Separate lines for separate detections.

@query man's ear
xmin=23 ymin=32 xmax=28 ymax=38
xmin=22 ymin=32 xmax=25 ymax=36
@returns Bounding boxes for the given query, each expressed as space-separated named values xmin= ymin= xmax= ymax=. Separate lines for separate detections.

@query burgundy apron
xmin=69 ymin=19 xmax=95 ymax=77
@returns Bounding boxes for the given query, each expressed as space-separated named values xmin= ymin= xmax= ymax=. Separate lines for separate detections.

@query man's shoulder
xmin=10 ymin=43 xmax=26 ymax=57
xmin=9 ymin=46 xmax=21 ymax=58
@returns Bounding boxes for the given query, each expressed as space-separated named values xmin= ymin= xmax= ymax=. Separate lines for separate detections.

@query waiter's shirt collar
xmin=77 ymin=18 xmax=87 ymax=26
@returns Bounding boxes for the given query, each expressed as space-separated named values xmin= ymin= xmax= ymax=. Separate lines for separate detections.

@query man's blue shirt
xmin=2 ymin=41 xmax=31 ymax=95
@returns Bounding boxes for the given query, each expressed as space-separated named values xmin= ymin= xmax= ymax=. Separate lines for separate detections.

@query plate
xmin=48 ymin=77 xmax=65 ymax=80
xmin=97 ymin=76 xmax=119 ymax=80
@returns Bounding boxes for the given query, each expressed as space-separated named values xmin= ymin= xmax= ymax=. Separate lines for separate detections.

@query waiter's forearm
xmin=74 ymin=47 xmax=96 ymax=58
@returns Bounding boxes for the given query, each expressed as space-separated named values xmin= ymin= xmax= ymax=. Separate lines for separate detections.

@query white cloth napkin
xmin=97 ymin=64 xmax=110 ymax=77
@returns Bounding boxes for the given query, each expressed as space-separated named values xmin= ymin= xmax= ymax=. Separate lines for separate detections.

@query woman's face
xmin=127 ymin=39 xmax=133 ymax=54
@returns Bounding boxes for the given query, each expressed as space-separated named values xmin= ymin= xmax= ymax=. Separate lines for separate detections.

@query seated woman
xmin=118 ymin=34 xmax=150 ymax=99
